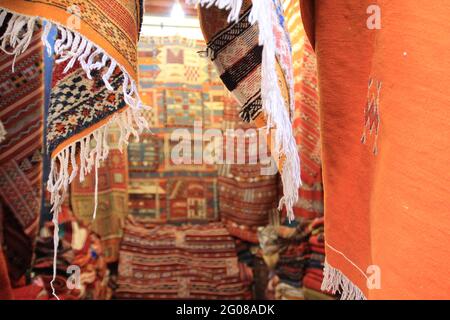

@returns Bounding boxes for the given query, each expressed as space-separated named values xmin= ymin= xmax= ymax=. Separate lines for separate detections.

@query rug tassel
xmin=0 ymin=9 xmax=37 ymax=72
xmin=322 ymin=262 xmax=367 ymax=300
xmin=188 ymin=0 xmax=301 ymax=219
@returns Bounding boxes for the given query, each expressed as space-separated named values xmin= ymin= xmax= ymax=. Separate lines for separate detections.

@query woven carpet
xmin=116 ymin=217 xmax=252 ymax=299
xmin=218 ymin=92 xmax=279 ymax=243
xmin=70 ymin=121 xmax=129 ymax=263
xmin=301 ymin=0 xmax=450 ymax=299
xmin=128 ymin=36 xmax=224 ymax=223
xmin=0 ymin=0 xmax=146 ymax=225
xmin=0 ymin=27 xmax=43 ymax=284
xmin=283 ymin=0 xmax=323 ymax=219
xmin=197 ymin=0 xmax=300 ymax=219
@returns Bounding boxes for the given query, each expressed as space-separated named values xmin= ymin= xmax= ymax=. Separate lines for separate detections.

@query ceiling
xmin=144 ymin=0 xmax=198 ymax=17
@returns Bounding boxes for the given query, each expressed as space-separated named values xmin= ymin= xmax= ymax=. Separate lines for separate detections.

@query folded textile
xmin=303 ymin=287 xmax=335 ymax=301
xmin=116 ymin=217 xmax=252 ymax=300
xmin=259 ymin=218 xmax=310 ymax=293
xmin=32 ymin=207 xmax=111 ymax=300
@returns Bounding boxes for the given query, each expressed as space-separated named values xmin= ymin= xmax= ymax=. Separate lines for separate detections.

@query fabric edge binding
xmin=0 ymin=7 xmax=149 ymax=300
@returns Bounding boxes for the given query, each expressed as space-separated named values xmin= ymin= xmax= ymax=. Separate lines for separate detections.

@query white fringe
xmin=188 ymin=0 xmax=301 ymax=221
xmin=0 ymin=7 xmax=149 ymax=300
xmin=0 ymin=9 xmax=37 ymax=72
xmin=186 ymin=0 xmax=243 ymax=22
xmin=322 ymin=262 xmax=367 ymax=300
xmin=0 ymin=120 xmax=6 ymax=143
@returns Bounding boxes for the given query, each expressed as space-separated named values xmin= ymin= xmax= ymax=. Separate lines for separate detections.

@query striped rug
xmin=0 ymin=27 xmax=43 ymax=281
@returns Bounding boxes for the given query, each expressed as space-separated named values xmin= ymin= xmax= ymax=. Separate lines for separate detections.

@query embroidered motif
xmin=361 ymin=78 xmax=382 ymax=155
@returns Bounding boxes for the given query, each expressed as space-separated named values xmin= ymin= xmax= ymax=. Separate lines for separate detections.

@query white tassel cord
xmin=188 ymin=0 xmax=301 ymax=220
xmin=322 ymin=262 xmax=367 ymax=300
xmin=186 ymin=0 xmax=243 ymax=22
xmin=0 ymin=7 xmax=149 ymax=299
xmin=0 ymin=9 xmax=37 ymax=72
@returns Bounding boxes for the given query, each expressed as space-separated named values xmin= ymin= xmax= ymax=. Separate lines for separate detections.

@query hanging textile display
xmin=0 ymin=27 xmax=43 ymax=284
xmin=218 ymin=91 xmax=279 ymax=243
xmin=129 ymin=35 xmax=222 ymax=223
xmin=300 ymin=0 xmax=450 ymax=299
xmin=191 ymin=0 xmax=301 ymax=220
xmin=0 ymin=0 xmax=146 ymax=299
xmin=0 ymin=0 xmax=146 ymax=216
xmin=70 ymin=123 xmax=129 ymax=264
xmin=282 ymin=0 xmax=322 ymax=219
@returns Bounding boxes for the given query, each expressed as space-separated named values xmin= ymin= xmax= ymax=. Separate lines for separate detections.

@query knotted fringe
xmin=0 ymin=7 xmax=148 ymax=300
xmin=187 ymin=0 xmax=301 ymax=221
xmin=321 ymin=262 xmax=367 ymax=300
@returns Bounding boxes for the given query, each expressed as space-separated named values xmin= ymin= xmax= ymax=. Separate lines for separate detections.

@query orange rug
xmin=301 ymin=0 xmax=450 ymax=299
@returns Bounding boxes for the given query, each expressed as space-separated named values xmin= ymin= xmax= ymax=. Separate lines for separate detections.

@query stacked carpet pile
xmin=302 ymin=217 xmax=334 ymax=299
xmin=32 ymin=205 xmax=111 ymax=300
xmin=116 ymin=217 xmax=252 ymax=299
xmin=258 ymin=219 xmax=310 ymax=300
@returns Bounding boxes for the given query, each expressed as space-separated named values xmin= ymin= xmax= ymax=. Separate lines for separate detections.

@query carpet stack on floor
xmin=259 ymin=219 xmax=311 ymax=300
xmin=31 ymin=205 xmax=111 ymax=300
xmin=116 ymin=217 xmax=252 ymax=299
xmin=302 ymin=217 xmax=334 ymax=299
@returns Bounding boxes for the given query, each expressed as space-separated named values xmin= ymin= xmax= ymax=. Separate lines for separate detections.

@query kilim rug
xmin=0 ymin=0 xmax=146 ymax=216
xmin=116 ymin=217 xmax=252 ymax=300
xmin=282 ymin=0 xmax=323 ymax=219
xmin=128 ymin=36 xmax=223 ymax=224
xmin=300 ymin=0 xmax=450 ymax=299
xmin=218 ymin=91 xmax=279 ymax=243
xmin=70 ymin=122 xmax=129 ymax=263
xmin=192 ymin=0 xmax=301 ymax=220
xmin=0 ymin=27 xmax=43 ymax=283
xmin=0 ymin=0 xmax=146 ymax=299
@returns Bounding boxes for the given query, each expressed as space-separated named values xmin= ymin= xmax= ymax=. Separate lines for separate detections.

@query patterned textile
xmin=0 ymin=0 xmax=147 ymax=223
xmin=302 ymin=217 xmax=334 ymax=298
xmin=258 ymin=218 xmax=311 ymax=300
xmin=197 ymin=0 xmax=300 ymax=219
xmin=0 ymin=0 xmax=141 ymax=77
xmin=301 ymin=0 xmax=450 ymax=299
xmin=218 ymin=92 xmax=279 ymax=243
xmin=128 ymin=36 xmax=223 ymax=223
xmin=0 ymin=0 xmax=145 ymax=298
xmin=70 ymin=117 xmax=129 ymax=263
xmin=283 ymin=0 xmax=323 ymax=219
xmin=116 ymin=217 xmax=252 ymax=300
xmin=0 ymin=28 xmax=43 ymax=282
xmin=32 ymin=206 xmax=112 ymax=300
